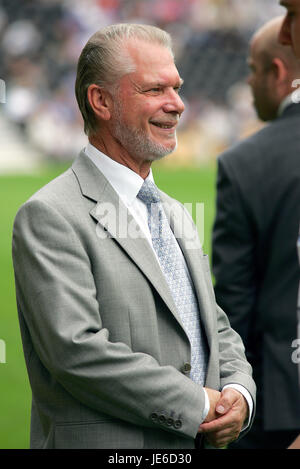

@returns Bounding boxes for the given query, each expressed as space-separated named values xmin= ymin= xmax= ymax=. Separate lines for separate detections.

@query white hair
xmin=75 ymin=23 xmax=174 ymax=136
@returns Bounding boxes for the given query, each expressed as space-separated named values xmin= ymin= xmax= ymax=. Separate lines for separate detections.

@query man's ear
xmin=87 ymin=84 xmax=112 ymax=121
xmin=271 ymin=57 xmax=288 ymax=84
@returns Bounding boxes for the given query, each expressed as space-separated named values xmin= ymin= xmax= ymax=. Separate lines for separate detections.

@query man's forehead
xmin=129 ymin=73 xmax=183 ymax=92
xmin=139 ymin=74 xmax=184 ymax=86
xmin=247 ymin=45 xmax=259 ymax=67
xmin=127 ymin=38 xmax=173 ymax=63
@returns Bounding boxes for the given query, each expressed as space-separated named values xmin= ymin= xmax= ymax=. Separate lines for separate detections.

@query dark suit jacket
xmin=212 ymin=103 xmax=300 ymax=431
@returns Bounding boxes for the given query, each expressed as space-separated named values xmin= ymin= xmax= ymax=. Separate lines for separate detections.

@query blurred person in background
xmin=12 ymin=23 xmax=255 ymax=449
xmin=279 ymin=0 xmax=300 ymax=450
xmin=279 ymin=0 xmax=300 ymax=58
xmin=212 ymin=16 xmax=300 ymax=449
xmin=0 ymin=0 xmax=284 ymax=166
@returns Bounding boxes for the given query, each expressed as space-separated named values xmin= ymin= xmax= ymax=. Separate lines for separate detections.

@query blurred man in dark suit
xmin=279 ymin=0 xmax=300 ymax=57
xmin=212 ymin=16 xmax=300 ymax=449
xmin=279 ymin=0 xmax=300 ymax=450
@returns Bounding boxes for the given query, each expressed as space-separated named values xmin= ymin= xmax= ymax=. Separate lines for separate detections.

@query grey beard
xmin=112 ymin=104 xmax=177 ymax=161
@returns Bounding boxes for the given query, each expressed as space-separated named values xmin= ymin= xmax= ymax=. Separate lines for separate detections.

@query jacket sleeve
xmin=212 ymin=156 xmax=257 ymax=346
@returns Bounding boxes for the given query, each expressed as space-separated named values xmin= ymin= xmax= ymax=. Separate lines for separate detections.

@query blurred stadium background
xmin=0 ymin=0 xmax=284 ymax=449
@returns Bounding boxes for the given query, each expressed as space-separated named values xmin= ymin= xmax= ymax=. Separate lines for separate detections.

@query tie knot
xmin=137 ymin=179 xmax=161 ymax=206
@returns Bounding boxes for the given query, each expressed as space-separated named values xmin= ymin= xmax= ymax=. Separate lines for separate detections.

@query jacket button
xmin=159 ymin=415 xmax=166 ymax=424
xmin=181 ymin=363 xmax=192 ymax=373
xmin=174 ymin=419 xmax=182 ymax=429
xmin=166 ymin=417 xmax=174 ymax=426
xmin=150 ymin=412 xmax=158 ymax=422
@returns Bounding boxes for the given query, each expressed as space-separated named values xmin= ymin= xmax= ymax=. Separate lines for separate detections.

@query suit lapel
xmin=72 ymin=151 xmax=185 ymax=329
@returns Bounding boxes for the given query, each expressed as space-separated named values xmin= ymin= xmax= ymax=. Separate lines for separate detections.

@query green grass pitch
xmin=0 ymin=163 xmax=216 ymax=448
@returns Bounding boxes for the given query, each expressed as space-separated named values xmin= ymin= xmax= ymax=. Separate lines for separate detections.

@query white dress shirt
xmin=277 ymin=93 xmax=294 ymax=117
xmin=84 ymin=142 xmax=253 ymax=430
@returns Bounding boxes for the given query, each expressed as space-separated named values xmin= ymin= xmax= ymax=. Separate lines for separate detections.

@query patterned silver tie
xmin=137 ymin=179 xmax=208 ymax=385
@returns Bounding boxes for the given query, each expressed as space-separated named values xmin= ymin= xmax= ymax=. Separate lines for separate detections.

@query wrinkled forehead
xmin=126 ymin=38 xmax=174 ymax=68
xmin=125 ymin=38 xmax=182 ymax=84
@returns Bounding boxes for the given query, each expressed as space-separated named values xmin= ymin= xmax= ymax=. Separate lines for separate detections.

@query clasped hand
xmin=198 ymin=387 xmax=249 ymax=448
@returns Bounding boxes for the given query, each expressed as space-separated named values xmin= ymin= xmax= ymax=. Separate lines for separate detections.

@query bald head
xmin=251 ymin=16 xmax=300 ymax=74
xmin=248 ymin=16 xmax=300 ymax=122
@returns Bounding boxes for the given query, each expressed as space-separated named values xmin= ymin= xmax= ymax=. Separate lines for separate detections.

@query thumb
xmin=215 ymin=388 xmax=237 ymax=415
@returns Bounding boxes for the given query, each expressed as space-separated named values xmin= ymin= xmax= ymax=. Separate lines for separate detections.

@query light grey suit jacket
xmin=12 ymin=151 xmax=256 ymax=449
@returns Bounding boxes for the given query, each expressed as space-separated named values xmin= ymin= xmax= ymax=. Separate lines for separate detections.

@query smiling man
xmin=12 ymin=24 xmax=255 ymax=449
xmin=86 ymin=36 xmax=184 ymax=176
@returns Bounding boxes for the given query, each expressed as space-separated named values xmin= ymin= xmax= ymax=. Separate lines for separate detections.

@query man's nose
xmin=278 ymin=15 xmax=293 ymax=46
xmin=246 ymin=73 xmax=252 ymax=87
xmin=163 ymin=89 xmax=185 ymax=115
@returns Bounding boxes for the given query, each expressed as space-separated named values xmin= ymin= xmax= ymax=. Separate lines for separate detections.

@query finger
xmin=204 ymin=427 xmax=241 ymax=447
xmin=205 ymin=437 xmax=228 ymax=449
xmin=205 ymin=432 xmax=238 ymax=448
xmin=199 ymin=412 xmax=233 ymax=433
xmin=205 ymin=436 xmax=230 ymax=448
xmin=215 ymin=388 xmax=240 ymax=415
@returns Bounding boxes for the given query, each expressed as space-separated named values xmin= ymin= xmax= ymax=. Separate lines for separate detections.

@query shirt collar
xmin=277 ymin=93 xmax=294 ymax=117
xmin=84 ymin=142 xmax=155 ymax=206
